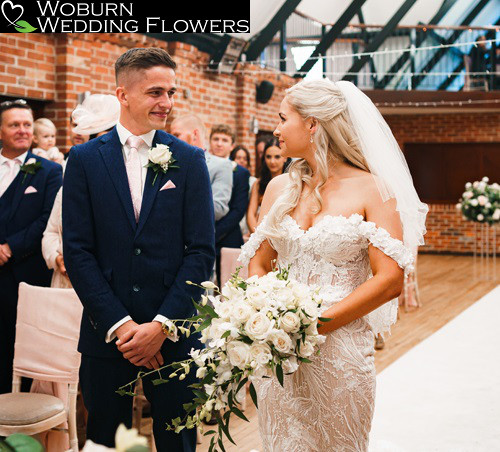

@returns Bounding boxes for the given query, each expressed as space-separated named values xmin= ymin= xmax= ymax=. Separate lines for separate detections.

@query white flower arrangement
xmin=457 ymin=177 xmax=499 ymax=225
xmin=146 ymin=144 xmax=178 ymax=185
xmin=118 ymin=266 xmax=329 ymax=452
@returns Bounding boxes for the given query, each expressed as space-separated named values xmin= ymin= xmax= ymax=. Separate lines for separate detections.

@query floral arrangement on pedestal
xmin=456 ymin=177 xmax=500 ymax=224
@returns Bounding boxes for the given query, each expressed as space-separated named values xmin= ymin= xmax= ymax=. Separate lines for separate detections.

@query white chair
xmin=220 ymin=247 xmax=248 ymax=287
xmin=0 ymin=283 xmax=83 ymax=451
xmin=399 ymin=249 xmax=422 ymax=313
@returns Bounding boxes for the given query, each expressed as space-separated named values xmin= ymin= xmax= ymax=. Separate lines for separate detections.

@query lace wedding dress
xmin=238 ymin=213 xmax=414 ymax=452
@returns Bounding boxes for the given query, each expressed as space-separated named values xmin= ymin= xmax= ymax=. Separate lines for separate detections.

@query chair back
xmin=463 ymin=55 xmax=472 ymax=91
xmin=13 ymin=283 xmax=83 ymax=384
xmin=220 ymin=247 xmax=248 ymax=287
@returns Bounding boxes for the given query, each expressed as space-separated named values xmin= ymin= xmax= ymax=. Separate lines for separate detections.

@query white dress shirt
xmin=106 ymin=124 xmax=177 ymax=343
xmin=0 ymin=149 xmax=28 ymax=197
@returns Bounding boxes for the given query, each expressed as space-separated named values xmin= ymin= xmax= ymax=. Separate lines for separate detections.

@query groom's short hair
xmin=115 ymin=47 xmax=177 ymax=84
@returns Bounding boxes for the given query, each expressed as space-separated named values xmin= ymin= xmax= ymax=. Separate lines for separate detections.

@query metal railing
xmin=261 ymin=20 xmax=499 ymax=91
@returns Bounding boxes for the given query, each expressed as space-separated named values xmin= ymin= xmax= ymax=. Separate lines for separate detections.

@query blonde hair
xmin=265 ymin=79 xmax=369 ymax=237
xmin=172 ymin=114 xmax=207 ymax=145
xmin=33 ymin=118 xmax=56 ymax=136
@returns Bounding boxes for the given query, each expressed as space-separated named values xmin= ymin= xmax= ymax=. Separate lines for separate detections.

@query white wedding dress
xmin=238 ymin=213 xmax=414 ymax=452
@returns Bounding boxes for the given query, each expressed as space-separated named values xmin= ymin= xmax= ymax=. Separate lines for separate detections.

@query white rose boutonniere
xmin=20 ymin=157 xmax=42 ymax=184
xmin=146 ymin=144 xmax=178 ymax=186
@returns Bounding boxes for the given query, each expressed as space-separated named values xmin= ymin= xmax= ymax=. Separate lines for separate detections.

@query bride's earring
xmin=310 ymin=135 xmax=314 ymax=143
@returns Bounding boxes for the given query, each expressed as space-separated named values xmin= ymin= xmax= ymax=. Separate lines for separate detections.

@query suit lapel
xmin=8 ymin=153 xmax=35 ymax=220
xmin=99 ymin=129 xmax=137 ymax=231
xmin=135 ymin=131 xmax=173 ymax=238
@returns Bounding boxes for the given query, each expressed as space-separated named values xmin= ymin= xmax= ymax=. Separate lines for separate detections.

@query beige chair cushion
xmin=0 ymin=393 xmax=65 ymax=425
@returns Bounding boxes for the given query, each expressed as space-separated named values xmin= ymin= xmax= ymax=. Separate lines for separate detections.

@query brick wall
xmin=386 ymin=113 xmax=500 ymax=254
xmin=1 ymin=32 xmax=498 ymax=254
xmin=0 ymin=33 xmax=293 ymax=173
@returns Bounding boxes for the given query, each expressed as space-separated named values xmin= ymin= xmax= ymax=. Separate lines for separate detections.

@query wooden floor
xmin=142 ymin=255 xmax=499 ymax=452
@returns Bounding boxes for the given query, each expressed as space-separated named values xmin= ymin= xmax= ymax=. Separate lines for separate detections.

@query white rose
xmin=250 ymin=343 xmax=272 ymax=366
xmin=278 ymin=311 xmax=301 ymax=333
xmin=493 ymin=209 xmax=500 ymax=221
xmin=477 ymin=195 xmax=488 ymax=206
xmin=221 ymin=284 xmax=243 ymax=301
xmin=465 ymin=182 xmax=472 ymax=189
xmin=245 ymin=286 xmax=267 ymax=309
xmin=478 ymin=182 xmax=487 ymax=192
xmin=253 ymin=364 xmax=273 ymax=378
xmin=470 ymin=199 xmax=478 ymax=207
xmin=473 ymin=181 xmax=479 ymax=188
xmin=292 ymin=283 xmax=310 ymax=301
xmin=482 ymin=176 xmax=489 ymax=183
xmin=213 ymin=301 xmax=233 ymax=320
xmin=269 ymin=330 xmax=293 ymax=355
xmin=148 ymin=144 xmax=172 ymax=165
xmin=244 ymin=312 xmax=274 ymax=340
xmin=230 ymin=300 xmax=254 ymax=324
xmin=26 ymin=157 xmax=37 ymax=165
xmin=463 ymin=191 xmax=473 ymax=199
xmin=300 ymin=299 xmax=319 ymax=319
xmin=298 ymin=340 xmax=315 ymax=358
xmin=486 ymin=202 xmax=492 ymax=208
xmin=114 ymin=424 xmax=148 ymax=452
xmin=274 ymin=287 xmax=294 ymax=306
xmin=282 ymin=356 xmax=299 ymax=374
xmin=477 ymin=214 xmax=484 ymax=221
xmin=455 ymin=203 xmax=462 ymax=210
xmin=226 ymin=341 xmax=251 ymax=369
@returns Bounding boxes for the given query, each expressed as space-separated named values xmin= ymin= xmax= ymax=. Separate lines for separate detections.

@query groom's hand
xmin=116 ymin=322 xmax=166 ymax=369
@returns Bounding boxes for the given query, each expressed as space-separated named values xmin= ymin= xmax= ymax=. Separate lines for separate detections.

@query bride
xmin=238 ymin=79 xmax=427 ymax=451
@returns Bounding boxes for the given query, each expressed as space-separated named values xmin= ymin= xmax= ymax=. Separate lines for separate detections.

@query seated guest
xmin=246 ymin=137 xmax=290 ymax=234
xmin=209 ymin=124 xmax=249 ymax=283
xmin=171 ymin=114 xmax=232 ymax=221
xmin=68 ymin=116 xmax=89 ymax=155
xmin=0 ymin=99 xmax=62 ymax=394
xmin=230 ymin=145 xmax=256 ymax=237
xmin=32 ymin=118 xmax=65 ymax=165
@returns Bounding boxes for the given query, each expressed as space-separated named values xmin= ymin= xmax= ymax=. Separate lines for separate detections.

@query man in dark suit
xmin=62 ymin=48 xmax=215 ymax=451
xmin=209 ymin=124 xmax=250 ymax=284
xmin=0 ymin=100 xmax=62 ymax=394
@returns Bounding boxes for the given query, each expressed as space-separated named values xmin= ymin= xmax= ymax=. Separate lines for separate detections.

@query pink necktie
xmin=0 ymin=158 xmax=21 ymax=197
xmin=125 ymin=135 xmax=145 ymax=222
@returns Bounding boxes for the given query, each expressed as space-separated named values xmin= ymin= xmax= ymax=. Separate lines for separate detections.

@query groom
xmin=63 ymin=48 xmax=215 ymax=450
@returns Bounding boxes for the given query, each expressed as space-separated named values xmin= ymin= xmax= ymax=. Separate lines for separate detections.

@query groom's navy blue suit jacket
xmin=62 ymin=128 xmax=215 ymax=358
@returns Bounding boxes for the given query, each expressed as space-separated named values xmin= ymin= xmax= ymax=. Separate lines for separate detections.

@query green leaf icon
xmin=14 ymin=20 xmax=37 ymax=33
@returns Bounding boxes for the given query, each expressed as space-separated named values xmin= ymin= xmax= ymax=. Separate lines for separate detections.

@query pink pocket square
xmin=24 ymin=186 xmax=38 ymax=194
xmin=160 ymin=180 xmax=176 ymax=191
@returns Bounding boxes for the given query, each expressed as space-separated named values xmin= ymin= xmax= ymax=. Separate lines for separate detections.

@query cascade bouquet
xmin=118 ymin=266 xmax=329 ymax=452
xmin=457 ymin=177 xmax=500 ymax=224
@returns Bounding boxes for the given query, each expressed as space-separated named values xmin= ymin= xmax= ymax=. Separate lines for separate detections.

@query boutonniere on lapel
xmin=146 ymin=144 xmax=179 ymax=186
xmin=20 ymin=158 xmax=42 ymax=184
xmin=231 ymin=160 xmax=238 ymax=172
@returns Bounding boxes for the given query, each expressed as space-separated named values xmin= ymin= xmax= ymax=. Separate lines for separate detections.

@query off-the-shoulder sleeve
xmin=238 ymin=215 xmax=269 ymax=266
xmin=358 ymin=221 xmax=415 ymax=274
